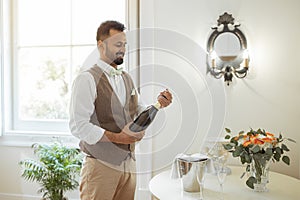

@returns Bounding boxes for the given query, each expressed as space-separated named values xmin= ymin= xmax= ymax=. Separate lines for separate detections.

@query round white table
xmin=149 ymin=166 xmax=300 ymax=200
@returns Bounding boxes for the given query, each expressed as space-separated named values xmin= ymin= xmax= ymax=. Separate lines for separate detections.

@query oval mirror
xmin=214 ymin=32 xmax=240 ymax=61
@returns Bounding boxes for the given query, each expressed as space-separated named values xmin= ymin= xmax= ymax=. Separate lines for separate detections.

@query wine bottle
xmin=129 ymin=102 xmax=161 ymax=132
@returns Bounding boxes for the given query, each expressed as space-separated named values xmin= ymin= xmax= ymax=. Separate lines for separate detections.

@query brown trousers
xmin=80 ymin=157 xmax=136 ymax=200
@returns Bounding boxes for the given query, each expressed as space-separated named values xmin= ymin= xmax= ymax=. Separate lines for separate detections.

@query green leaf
xmin=275 ymin=147 xmax=282 ymax=154
xmin=225 ymin=128 xmax=231 ymax=133
xmin=265 ymin=148 xmax=273 ymax=157
xmin=223 ymin=143 xmax=233 ymax=150
xmin=251 ymin=145 xmax=260 ymax=153
xmin=282 ymin=156 xmax=290 ymax=165
xmin=240 ymin=154 xmax=246 ymax=164
xmin=287 ymin=138 xmax=296 ymax=143
xmin=232 ymin=150 xmax=240 ymax=157
xmin=281 ymin=144 xmax=289 ymax=151
xmin=238 ymin=131 xmax=245 ymax=135
xmin=244 ymin=153 xmax=251 ymax=163
xmin=230 ymin=139 xmax=238 ymax=146
xmin=225 ymin=135 xmax=231 ymax=140
xmin=246 ymin=176 xmax=257 ymax=189
xmin=274 ymin=152 xmax=281 ymax=161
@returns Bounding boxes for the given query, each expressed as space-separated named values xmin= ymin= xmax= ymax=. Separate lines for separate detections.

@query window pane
xmin=18 ymin=47 xmax=70 ymax=120
xmin=18 ymin=0 xmax=71 ymax=46
xmin=13 ymin=0 xmax=127 ymax=132
xmin=71 ymin=46 xmax=96 ymax=80
xmin=72 ymin=0 xmax=125 ymax=44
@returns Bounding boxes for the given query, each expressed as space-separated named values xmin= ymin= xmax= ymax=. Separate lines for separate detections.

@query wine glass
xmin=196 ymin=162 xmax=206 ymax=200
xmin=216 ymin=164 xmax=227 ymax=200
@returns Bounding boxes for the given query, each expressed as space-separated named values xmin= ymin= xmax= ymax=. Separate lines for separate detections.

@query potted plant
xmin=223 ymin=128 xmax=295 ymax=192
xmin=19 ymin=142 xmax=83 ymax=200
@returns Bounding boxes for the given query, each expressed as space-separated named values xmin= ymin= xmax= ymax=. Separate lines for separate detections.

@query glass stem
xmin=220 ymin=183 xmax=224 ymax=200
xmin=199 ymin=183 xmax=204 ymax=200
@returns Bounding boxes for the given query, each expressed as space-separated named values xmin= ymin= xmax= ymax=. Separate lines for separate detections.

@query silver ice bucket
xmin=177 ymin=155 xmax=208 ymax=192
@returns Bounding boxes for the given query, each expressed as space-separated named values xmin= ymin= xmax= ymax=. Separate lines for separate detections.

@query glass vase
xmin=250 ymin=157 xmax=271 ymax=192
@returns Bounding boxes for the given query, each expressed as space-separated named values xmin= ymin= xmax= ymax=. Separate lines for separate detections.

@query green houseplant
xmin=19 ymin=142 xmax=83 ymax=200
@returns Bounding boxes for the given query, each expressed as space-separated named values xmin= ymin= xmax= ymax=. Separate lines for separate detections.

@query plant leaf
xmin=225 ymin=128 xmax=231 ymax=133
xmin=223 ymin=143 xmax=233 ymax=150
xmin=246 ymin=176 xmax=257 ymax=189
xmin=287 ymin=138 xmax=296 ymax=143
xmin=238 ymin=131 xmax=245 ymax=135
xmin=225 ymin=135 xmax=231 ymax=140
xmin=274 ymin=152 xmax=281 ymax=161
xmin=282 ymin=156 xmax=290 ymax=165
xmin=281 ymin=144 xmax=289 ymax=151
xmin=244 ymin=153 xmax=251 ymax=163
xmin=275 ymin=147 xmax=282 ymax=154
xmin=251 ymin=145 xmax=260 ymax=154
xmin=232 ymin=146 xmax=243 ymax=157
xmin=265 ymin=148 xmax=273 ymax=157
xmin=240 ymin=154 xmax=246 ymax=164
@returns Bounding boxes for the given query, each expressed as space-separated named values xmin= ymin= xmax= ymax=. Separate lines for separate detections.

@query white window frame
xmin=0 ymin=0 xmax=93 ymax=145
xmin=12 ymin=0 xmax=98 ymax=133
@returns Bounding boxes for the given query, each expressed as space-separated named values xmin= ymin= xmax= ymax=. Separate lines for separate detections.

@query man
xmin=69 ymin=20 xmax=172 ymax=200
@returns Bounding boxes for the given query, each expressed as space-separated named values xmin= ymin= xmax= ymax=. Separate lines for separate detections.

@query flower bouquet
xmin=223 ymin=128 xmax=295 ymax=191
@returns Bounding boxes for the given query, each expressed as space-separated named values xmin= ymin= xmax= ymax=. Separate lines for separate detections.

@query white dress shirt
xmin=69 ymin=59 xmax=145 ymax=145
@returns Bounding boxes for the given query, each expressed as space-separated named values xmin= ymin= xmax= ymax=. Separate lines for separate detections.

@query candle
xmin=244 ymin=58 xmax=249 ymax=68
xmin=243 ymin=50 xmax=249 ymax=68
xmin=212 ymin=58 xmax=216 ymax=68
xmin=211 ymin=51 xmax=217 ymax=68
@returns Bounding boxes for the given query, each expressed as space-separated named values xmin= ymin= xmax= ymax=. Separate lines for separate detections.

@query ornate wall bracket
xmin=206 ymin=12 xmax=250 ymax=86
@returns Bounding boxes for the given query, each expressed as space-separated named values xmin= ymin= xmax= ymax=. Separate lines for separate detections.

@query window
xmin=3 ymin=0 xmax=126 ymax=133
xmin=1 ymin=1 xmax=151 ymax=199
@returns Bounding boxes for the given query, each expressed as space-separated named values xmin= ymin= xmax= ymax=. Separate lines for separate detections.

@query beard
xmin=113 ymin=57 xmax=124 ymax=65
xmin=106 ymin=49 xmax=124 ymax=65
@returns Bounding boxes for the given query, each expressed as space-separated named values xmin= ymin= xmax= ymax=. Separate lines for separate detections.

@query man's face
xmin=102 ymin=29 xmax=126 ymax=66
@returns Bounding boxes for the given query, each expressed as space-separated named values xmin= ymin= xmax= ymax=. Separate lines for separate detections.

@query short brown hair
xmin=96 ymin=20 xmax=125 ymax=42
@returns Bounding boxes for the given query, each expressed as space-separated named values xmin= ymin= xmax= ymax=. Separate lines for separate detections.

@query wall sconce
xmin=206 ymin=12 xmax=250 ymax=86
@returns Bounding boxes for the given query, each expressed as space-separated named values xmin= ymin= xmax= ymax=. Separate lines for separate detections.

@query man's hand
xmin=103 ymin=123 xmax=145 ymax=144
xmin=157 ymin=89 xmax=173 ymax=108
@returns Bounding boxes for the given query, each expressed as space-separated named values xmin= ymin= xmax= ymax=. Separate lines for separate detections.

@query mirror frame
xmin=206 ymin=12 xmax=249 ymax=86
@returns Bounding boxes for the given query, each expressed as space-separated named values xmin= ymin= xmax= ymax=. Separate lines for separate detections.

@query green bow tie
xmin=109 ymin=67 xmax=123 ymax=76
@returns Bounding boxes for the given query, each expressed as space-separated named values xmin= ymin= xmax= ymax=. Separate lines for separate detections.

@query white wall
xmin=145 ymin=0 xmax=300 ymax=179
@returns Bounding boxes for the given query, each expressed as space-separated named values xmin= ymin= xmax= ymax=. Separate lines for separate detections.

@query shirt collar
xmin=96 ymin=59 xmax=123 ymax=77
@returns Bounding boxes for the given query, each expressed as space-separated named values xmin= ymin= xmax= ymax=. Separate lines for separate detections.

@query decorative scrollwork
xmin=206 ymin=12 xmax=249 ymax=86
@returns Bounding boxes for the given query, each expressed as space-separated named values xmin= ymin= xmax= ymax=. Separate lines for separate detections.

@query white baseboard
xmin=0 ymin=193 xmax=79 ymax=200
xmin=0 ymin=193 xmax=40 ymax=200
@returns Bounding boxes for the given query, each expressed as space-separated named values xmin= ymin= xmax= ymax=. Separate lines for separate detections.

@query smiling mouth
xmin=116 ymin=52 xmax=124 ymax=57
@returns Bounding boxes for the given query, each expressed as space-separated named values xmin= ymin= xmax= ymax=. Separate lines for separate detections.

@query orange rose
xmin=243 ymin=140 xmax=252 ymax=147
xmin=262 ymin=137 xmax=273 ymax=143
xmin=254 ymin=138 xmax=264 ymax=145
xmin=266 ymin=132 xmax=274 ymax=137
